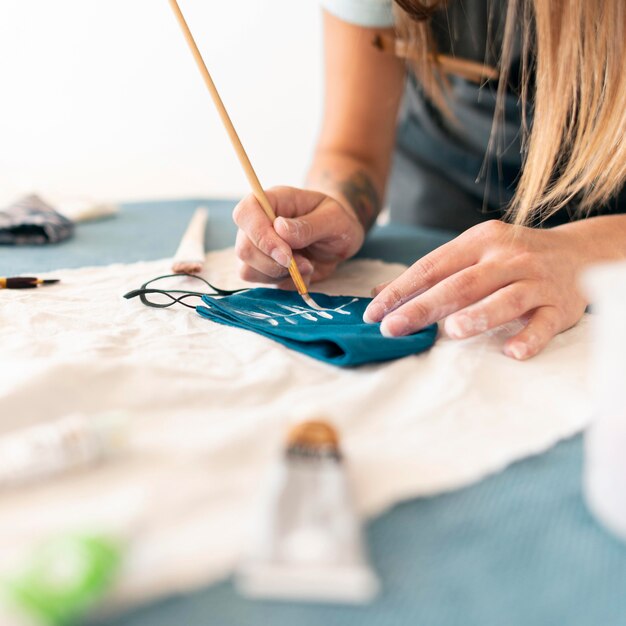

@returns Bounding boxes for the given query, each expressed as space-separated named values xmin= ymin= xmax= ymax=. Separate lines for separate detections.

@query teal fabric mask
xmin=196 ymin=288 xmax=437 ymax=368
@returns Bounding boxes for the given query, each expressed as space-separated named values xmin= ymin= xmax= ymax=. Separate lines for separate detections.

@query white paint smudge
xmin=234 ymin=298 xmax=359 ymax=327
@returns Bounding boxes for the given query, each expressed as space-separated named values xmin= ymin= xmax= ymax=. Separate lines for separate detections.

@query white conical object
xmin=581 ymin=261 xmax=626 ymax=541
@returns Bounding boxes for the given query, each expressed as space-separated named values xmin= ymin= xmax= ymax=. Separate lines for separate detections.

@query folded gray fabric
xmin=0 ymin=194 xmax=74 ymax=245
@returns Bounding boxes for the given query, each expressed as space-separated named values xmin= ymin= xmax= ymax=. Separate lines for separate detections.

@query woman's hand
xmin=363 ymin=219 xmax=591 ymax=360
xmin=233 ymin=186 xmax=365 ymax=290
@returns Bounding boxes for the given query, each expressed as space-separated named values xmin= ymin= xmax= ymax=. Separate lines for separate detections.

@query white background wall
xmin=0 ymin=0 xmax=324 ymax=206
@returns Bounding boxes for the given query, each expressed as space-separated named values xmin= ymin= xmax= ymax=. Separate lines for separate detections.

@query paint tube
xmin=236 ymin=420 xmax=379 ymax=604
xmin=0 ymin=413 xmax=128 ymax=489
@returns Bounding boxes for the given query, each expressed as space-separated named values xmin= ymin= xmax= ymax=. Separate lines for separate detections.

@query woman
xmin=233 ymin=0 xmax=626 ymax=360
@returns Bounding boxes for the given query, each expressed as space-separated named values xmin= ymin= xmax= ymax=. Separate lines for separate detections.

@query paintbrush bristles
xmin=302 ymin=293 xmax=324 ymax=311
xmin=288 ymin=258 xmax=309 ymax=296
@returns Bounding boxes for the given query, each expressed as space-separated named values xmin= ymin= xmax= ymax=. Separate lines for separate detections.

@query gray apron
xmin=387 ymin=0 xmax=626 ymax=232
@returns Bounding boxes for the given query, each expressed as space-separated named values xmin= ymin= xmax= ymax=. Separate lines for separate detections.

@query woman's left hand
xmin=363 ymin=219 xmax=591 ymax=360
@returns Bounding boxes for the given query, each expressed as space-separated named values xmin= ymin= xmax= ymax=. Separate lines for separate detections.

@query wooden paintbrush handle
xmin=167 ymin=0 xmax=308 ymax=295
xmin=168 ymin=0 xmax=269 ymax=213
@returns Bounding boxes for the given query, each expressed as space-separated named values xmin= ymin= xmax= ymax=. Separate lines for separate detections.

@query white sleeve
xmin=319 ymin=0 xmax=395 ymax=28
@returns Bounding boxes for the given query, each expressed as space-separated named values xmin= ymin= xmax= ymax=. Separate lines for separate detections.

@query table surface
xmin=2 ymin=199 xmax=625 ymax=626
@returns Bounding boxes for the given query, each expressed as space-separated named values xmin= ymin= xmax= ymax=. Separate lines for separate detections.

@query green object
xmin=5 ymin=534 xmax=122 ymax=626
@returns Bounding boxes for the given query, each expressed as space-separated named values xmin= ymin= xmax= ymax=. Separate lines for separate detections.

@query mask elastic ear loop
xmin=122 ymin=289 xmax=144 ymax=300
xmin=123 ymin=275 xmax=250 ymax=309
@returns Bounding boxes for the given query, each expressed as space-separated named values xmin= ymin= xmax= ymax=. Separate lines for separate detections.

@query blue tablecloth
xmin=2 ymin=200 xmax=625 ymax=626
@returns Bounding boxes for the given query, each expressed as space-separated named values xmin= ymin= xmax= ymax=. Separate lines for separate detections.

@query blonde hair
xmin=394 ymin=0 xmax=626 ymax=225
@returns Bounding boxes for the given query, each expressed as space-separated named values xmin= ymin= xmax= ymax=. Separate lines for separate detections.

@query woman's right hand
xmin=233 ymin=186 xmax=365 ymax=289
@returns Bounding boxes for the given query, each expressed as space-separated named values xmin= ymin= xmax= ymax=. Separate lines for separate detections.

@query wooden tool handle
xmin=167 ymin=0 xmax=308 ymax=295
xmin=374 ymin=33 xmax=500 ymax=83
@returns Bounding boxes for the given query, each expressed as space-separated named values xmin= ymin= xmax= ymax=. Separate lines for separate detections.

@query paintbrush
xmin=0 ymin=277 xmax=60 ymax=289
xmin=167 ymin=0 xmax=322 ymax=310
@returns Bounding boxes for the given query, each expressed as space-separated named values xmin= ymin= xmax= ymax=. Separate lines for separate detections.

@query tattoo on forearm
xmin=339 ymin=171 xmax=381 ymax=231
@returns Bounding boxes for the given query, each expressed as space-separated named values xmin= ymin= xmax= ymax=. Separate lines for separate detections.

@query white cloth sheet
xmin=0 ymin=248 xmax=592 ymax=612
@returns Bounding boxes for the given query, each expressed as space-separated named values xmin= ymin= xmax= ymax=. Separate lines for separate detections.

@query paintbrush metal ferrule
xmin=287 ymin=260 xmax=323 ymax=310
